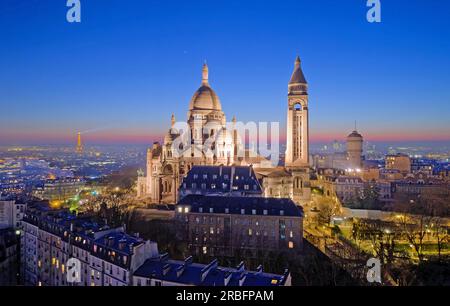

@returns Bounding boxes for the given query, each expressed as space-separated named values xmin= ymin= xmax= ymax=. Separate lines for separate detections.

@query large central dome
xmin=189 ymin=63 xmax=222 ymax=111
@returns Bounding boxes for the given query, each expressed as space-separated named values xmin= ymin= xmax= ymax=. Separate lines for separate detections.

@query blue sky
xmin=0 ymin=0 xmax=449 ymax=145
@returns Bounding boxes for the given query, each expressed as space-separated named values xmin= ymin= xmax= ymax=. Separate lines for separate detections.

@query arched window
xmin=294 ymin=103 xmax=302 ymax=111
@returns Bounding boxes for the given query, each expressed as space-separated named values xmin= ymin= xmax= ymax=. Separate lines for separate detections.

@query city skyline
xmin=1 ymin=0 xmax=450 ymax=146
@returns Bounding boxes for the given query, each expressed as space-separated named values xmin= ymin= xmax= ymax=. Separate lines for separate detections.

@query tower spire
xmin=289 ymin=55 xmax=307 ymax=85
xmin=171 ymin=114 xmax=176 ymax=127
xmin=76 ymin=132 xmax=83 ymax=154
xmin=202 ymin=61 xmax=209 ymax=85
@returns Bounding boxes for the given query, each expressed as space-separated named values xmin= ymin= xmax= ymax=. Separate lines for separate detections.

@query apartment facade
xmin=175 ymin=195 xmax=303 ymax=257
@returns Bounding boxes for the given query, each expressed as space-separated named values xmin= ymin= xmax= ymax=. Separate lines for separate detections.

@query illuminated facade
xmin=76 ymin=132 xmax=83 ymax=154
xmin=137 ymin=58 xmax=312 ymax=205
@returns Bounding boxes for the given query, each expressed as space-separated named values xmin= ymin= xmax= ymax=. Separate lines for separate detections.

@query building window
xmin=263 ymin=209 xmax=268 ymax=215
xmin=225 ymin=208 xmax=229 ymax=214
xmin=209 ymin=208 xmax=214 ymax=213
xmin=288 ymin=241 xmax=294 ymax=249
xmin=252 ymin=209 xmax=256 ymax=215
xmin=241 ymin=209 xmax=245 ymax=215
xmin=248 ymin=229 xmax=252 ymax=236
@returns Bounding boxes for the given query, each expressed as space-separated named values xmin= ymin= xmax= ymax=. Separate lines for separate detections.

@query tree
xmin=396 ymin=214 xmax=432 ymax=263
xmin=353 ymin=183 xmax=380 ymax=210
xmin=315 ymin=197 xmax=338 ymax=226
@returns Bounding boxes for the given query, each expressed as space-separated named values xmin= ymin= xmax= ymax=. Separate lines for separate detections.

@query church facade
xmin=137 ymin=57 xmax=311 ymax=205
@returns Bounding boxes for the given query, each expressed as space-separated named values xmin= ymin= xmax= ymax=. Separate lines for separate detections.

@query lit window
xmin=290 ymin=231 xmax=293 ymax=238
xmin=209 ymin=208 xmax=213 ymax=213
xmin=177 ymin=206 xmax=183 ymax=213
xmin=241 ymin=209 xmax=245 ymax=215
xmin=271 ymin=279 xmax=278 ymax=285
xmin=252 ymin=209 xmax=256 ymax=215
xmin=225 ymin=208 xmax=229 ymax=214
xmin=248 ymin=229 xmax=252 ymax=236
xmin=263 ymin=209 xmax=268 ymax=215
xmin=288 ymin=241 xmax=294 ymax=249
xmin=184 ymin=207 xmax=189 ymax=213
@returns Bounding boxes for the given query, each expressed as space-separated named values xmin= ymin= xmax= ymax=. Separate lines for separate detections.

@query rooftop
xmin=177 ymin=194 xmax=303 ymax=217
xmin=134 ymin=256 xmax=289 ymax=286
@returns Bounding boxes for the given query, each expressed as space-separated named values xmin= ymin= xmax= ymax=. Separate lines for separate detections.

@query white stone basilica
xmin=137 ymin=57 xmax=311 ymax=204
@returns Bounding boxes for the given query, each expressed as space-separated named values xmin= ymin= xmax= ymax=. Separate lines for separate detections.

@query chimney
xmin=160 ymin=253 xmax=169 ymax=262
xmin=236 ymin=261 xmax=245 ymax=272
xmin=224 ymin=271 xmax=232 ymax=286
xmin=162 ymin=263 xmax=171 ymax=276
xmin=184 ymin=256 xmax=193 ymax=266
xmin=200 ymin=259 xmax=218 ymax=282
xmin=238 ymin=272 xmax=247 ymax=286
xmin=176 ymin=265 xmax=185 ymax=278
xmin=256 ymin=265 xmax=263 ymax=274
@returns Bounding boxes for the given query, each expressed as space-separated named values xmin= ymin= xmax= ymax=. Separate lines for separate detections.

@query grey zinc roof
xmin=177 ymin=194 xmax=303 ymax=217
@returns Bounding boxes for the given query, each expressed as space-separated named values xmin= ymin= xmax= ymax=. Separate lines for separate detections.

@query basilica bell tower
xmin=285 ymin=56 xmax=311 ymax=203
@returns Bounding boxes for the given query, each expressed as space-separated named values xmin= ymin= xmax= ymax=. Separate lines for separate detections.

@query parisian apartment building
xmin=20 ymin=202 xmax=290 ymax=286
xmin=175 ymin=194 xmax=304 ymax=257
